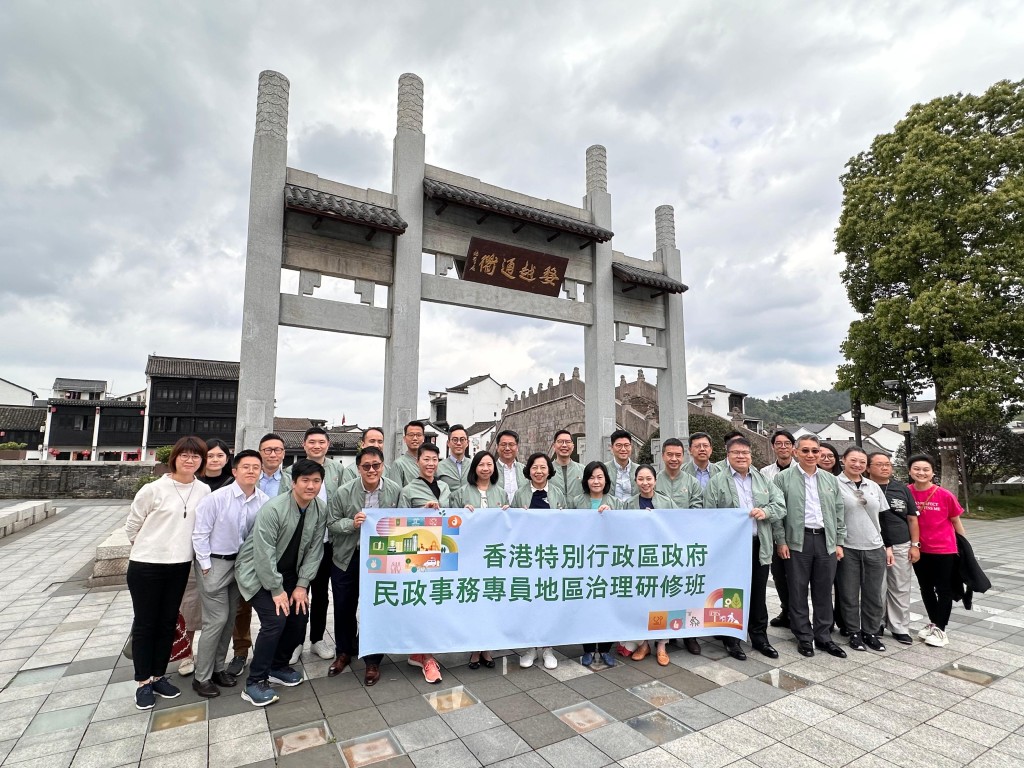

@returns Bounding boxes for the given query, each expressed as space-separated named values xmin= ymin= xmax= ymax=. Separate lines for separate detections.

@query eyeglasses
xmin=179 ymin=453 xmax=202 ymax=462
xmin=497 ymin=442 xmax=517 ymax=449
xmin=727 ymin=450 xmax=752 ymax=456
xmin=449 ymin=437 xmax=468 ymax=443
xmin=773 ymin=441 xmax=793 ymax=448
xmin=260 ymin=447 xmax=284 ymax=454
xmin=818 ymin=454 xmax=835 ymax=462
xmin=359 ymin=462 xmax=384 ymax=471
xmin=798 ymin=448 xmax=820 ymax=455
xmin=555 ymin=439 xmax=573 ymax=446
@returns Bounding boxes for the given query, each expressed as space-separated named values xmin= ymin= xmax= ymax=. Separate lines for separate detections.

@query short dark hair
xmin=467 ymin=451 xmax=499 ymax=486
xmin=205 ymin=437 xmax=231 ymax=456
xmin=581 ymin=461 xmax=611 ymax=495
xmin=303 ymin=426 xmax=328 ymax=441
xmin=291 ymin=457 xmax=325 ymax=481
xmin=723 ymin=430 xmax=743 ymax=444
xmin=524 ymin=452 xmax=555 ymax=479
xmin=907 ymin=453 xmax=936 ymax=471
xmin=417 ymin=443 xmax=440 ymax=458
xmin=496 ymin=429 xmax=519 ymax=444
xmin=662 ymin=438 xmax=685 ymax=452
xmin=771 ymin=429 xmax=795 ymax=445
xmin=688 ymin=432 xmax=712 ymax=447
xmin=404 ymin=420 xmax=425 ymax=435
xmin=842 ymin=445 xmax=867 ymax=460
xmin=259 ymin=433 xmax=285 ymax=447
xmin=726 ymin=436 xmax=752 ymax=451
xmin=356 ymin=446 xmax=384 ymax=465
xmin=168 ymin=435 xmax=207 ymax=473
xmin=610 ymin=429 xmax=632 ymax=445
xmin=867 ymin=451 xmax=891 ymax=467
xmin=552 ymin=429 xmax=572 ymax=444
xmin=447 ymin=424 xmax=467 ymax=437
xmin=232 ymin=449 xmax=261 ymax=468
xmin=634 ymin=463 xmax=658 ymax=480
xmin=362 ymin=426 xmax=384 ymax=441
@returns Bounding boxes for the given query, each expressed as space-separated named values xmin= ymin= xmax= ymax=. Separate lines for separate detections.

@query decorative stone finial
xmin=572 ymin=367 xmax=581 ymax=380
xmin=620 ymin=375 xmax=627 ymax=386
xmin=255 ymin=71 xmax=290 ymax=139
xmin=559 ymin=372 xmax=566 ymax=383
xmin=637 ymin=369 xmax=645 ymax=382
xmin=586 ymin=145 xmax=607 ymax=193
xmin=397 ymin=73 xmax=424 ymax=132
xmin=655 ymin=205 xmax=676 ymax=250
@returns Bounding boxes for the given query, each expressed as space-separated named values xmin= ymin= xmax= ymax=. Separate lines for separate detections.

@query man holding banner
xmin=705 ymin=436 xmax=785 ymax=659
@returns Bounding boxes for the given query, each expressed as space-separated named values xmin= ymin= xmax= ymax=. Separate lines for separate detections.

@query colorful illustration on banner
xmin=367 ymin=514 xmax=461 ymax=574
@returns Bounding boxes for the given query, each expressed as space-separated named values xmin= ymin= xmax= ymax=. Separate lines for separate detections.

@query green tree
xmin=835 ymin=79 xmax=1024 ymax=490
xmin=908 ymin=421 xmax=1024 ymax=495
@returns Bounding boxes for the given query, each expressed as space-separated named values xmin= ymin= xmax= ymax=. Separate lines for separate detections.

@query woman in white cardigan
xmin=125 ymin=435 xmax=210 ymax=710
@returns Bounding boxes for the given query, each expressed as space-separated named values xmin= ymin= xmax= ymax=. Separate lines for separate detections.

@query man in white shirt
xmin=495 ymin=430 xmax=526 ymax=500
xmin=191 ymin=450 xmax=268 ymax=698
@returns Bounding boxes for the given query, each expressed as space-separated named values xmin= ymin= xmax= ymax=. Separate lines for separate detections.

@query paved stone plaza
xmin=1 ymin=501 xmax=1023 ymax=767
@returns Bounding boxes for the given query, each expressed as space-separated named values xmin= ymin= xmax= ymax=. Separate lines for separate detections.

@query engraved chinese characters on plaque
xmin=462 ymin=237 xmax=568 ymax=298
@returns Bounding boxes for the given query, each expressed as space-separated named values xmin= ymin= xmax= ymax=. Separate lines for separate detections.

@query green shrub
xmin=0 ymin=442 xmax=28 ymax=451
xmin=154 ymin=445 xmax=174 ymax=463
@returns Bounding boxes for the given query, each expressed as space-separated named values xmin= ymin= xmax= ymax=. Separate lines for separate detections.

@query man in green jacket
xmin=326 ymin=446 xmax=402 ymax=685
xmin=391 ymin=420 xmax=426 ymax=487
xmin=704 ymin=436 xmax=786 ymax=660
xmin=773 ymin=435 xmax=847 ymax=659
xmin=235 ymin=459 xmax=328 ymax=706
xmin=435 ymin=424 xmax=470 ymax=491
xmin=682 ymin=432 xmax=722 ymax=489
xmin=550 ymin=429 xmax=583 ymax=500
xmin=655 ymin=438 xmax=704 ymax=510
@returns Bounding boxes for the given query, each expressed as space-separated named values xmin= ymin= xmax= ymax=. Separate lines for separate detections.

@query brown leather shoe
xmin=631 ymin=641 xmax=650 ymax=661
xmin=684 ymin=638 xmax=702 ymax=655
xmin=328 ymin=653 xmax=351 ymax=678
xmin=364 ymin=663 xmax=380 ymax=686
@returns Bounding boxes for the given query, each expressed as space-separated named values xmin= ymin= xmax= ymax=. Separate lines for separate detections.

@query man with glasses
xmin=866 ymin=451 xmax=919 ymax=645
xmin=773 ymin=435 xmax=847 ymax=658
xmin=683 ymin=432 xmax=721 ymax=489
xmin=326 ymin=446 xmax=401 ymax=684
xmin=342 ymin=426 xmax=390 ymax=484
xmin=392 ymin=421 xmax=427 ymax=487
xmin=495 ymin=430 xmax=526 ymax=501
xmin=761 ymin=429 xmax=797 ymax=628
xmin=436 ymin=424 xmax=470 ymax=491
xmin=227 ymin=433 xmax=291 ymax=677
xmin=550 ymin=429 xmax=583 ymax=501
xmin=705 ymin=436 xmax=785 ymax=660
xmin=609 ymin=429 xmax=638 ymax=501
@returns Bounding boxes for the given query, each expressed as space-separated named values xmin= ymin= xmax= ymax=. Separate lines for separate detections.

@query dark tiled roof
xmin=146 ymin=356 xmax=239 ymax=380
xmin=279 ymin=429 xmax=360 ymax=452
xmin=0 ymin=406 xmax=46 ymax=431
xmin=448 ymin=374 xmax=492 ymax=392
xmin=273 ymin=417 xmax=317 ymax=432
xmin=465 ymin=420 xmax=496 ymax=436
xmin=285 ymin=185 xmax=408 ymax=234
xmin=423 ymin=178 xmax=614 ymax=242
xmin=53 ymin=378 xmax=106 ymax=392
xmin=612 ymin=263 xmax=687 ymax=294
xmin=702 ymin=383 xmax=747 ymax=396
xmin=47 ymin=399 xmax=145 ymax=409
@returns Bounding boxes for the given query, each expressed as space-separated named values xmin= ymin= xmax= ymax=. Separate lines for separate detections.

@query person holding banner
xmin=705 ymin=436 xmax=786 ymax=660
xmin=396 ymin=443 xmax=448 ymax=683
xmin=626 ymin=464 xmax=679 ymax=665
xmin=513 ymin=452 xmax=565 ymax=669
xmin=326 ymin=446 xmax=402 ymax=685
xmin=573 ymin=461 xmax=621 ymax=511
xmin=655 ymin=438 xmax=704 ymax=510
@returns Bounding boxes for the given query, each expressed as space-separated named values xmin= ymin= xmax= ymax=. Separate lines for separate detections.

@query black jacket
xmin=951 ymin=532 xmax=991 ymax=610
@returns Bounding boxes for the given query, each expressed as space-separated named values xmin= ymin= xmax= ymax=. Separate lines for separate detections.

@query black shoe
xmin=684 ymin=638 xmax=702 ymax=655
xmin=212 ymin=670 xmax=237 ymax=687
xmin=863 ymin=634 xmax=886 ymax=652
xmin=192 ymin=678 xmax=221 ymax=698
xmin=724 ymin=640 xmax=746 ymax=661
xmin=816 ymin=641 xmax=847 ymax=658
xmin=891 ymin=633 xmax=913 ymax=646
xmin=838 ymin=627 xmax=850 ymax=637
xmin=752 ymin=640 xmax=779 ymax=659
xmin=848 ymin=632 xmax=867 ymax=652
xmin=797 ymin=641 xmax=814 ymax=657
xmin=770 ymin=613 xmax=790 ymax=628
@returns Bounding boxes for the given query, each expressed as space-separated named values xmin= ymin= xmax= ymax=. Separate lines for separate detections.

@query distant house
xmin=429 ymin=375 xmax=514 ymax=431
xmin=53 ymin=378 xmax=107 ymax=400
xmin=0 ymin=377 xmax=38 ymax=407
xmin=0 ymin=405 xmax=46 ymax=454
xmin=817 ymin=421 xmax=903 ymax=455
xmin=142 ymin=355 xmax=239 ymax=459
xmin=688 ymin=384 xmax=763 ymax=433
xmin=838 ymin=400 xmax=936 ymax=429
xmin=43 ymin=375 xmax=144 ymax=461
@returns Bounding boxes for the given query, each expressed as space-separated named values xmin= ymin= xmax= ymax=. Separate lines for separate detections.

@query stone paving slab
xmin=2 ymin=502 xmax=1024 ymax=766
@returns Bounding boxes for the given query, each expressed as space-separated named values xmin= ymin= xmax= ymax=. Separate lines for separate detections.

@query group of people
xmin=123 ymin=420 xmax=966 ymax=711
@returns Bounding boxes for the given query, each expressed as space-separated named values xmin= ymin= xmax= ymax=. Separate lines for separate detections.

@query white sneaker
xmin=519 ymin=648 xmax=536 ymax=668
xmin=917 ymin=624 xmax=935 ymax=640
xmin=541 ymin=647 xmax=557 ymax=670
xmin=177 ymin=657 xmax=194 ymax=676
xmin=925 ymin=628 xmax=949 ymax=647
xmin=312 ymin=640 xmax=335 ymax=660
xmin=289 ymin=645 xmax=303 ymax=665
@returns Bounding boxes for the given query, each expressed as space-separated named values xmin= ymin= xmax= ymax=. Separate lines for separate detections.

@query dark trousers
xmin=126 ymin=560 xmax=191 ymax=682
xmin=785 ymin=531 xmax=838 ymax=644
xmin=582 ymin=642 xmax=613 ymax=653
xmin=914 ymin=553 xmax=958 ymax=630
xmin=331 ymin=556 xmax=384 ymax=665
xmin=248 ymin=586 xmax=309 ymax=685
xmin=231 ymin=598 xmax=252 ymax=657
xmin=770 ymin=551 xmax=789 ymax=614
xmin=309 ymin=542 xmax=332 ymax=643
xmin=749 ymin=536 xmax=771 ymax=643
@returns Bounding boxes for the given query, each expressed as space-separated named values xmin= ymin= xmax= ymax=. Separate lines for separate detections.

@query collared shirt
xmin=500 ymin=460 xmax=519 ymax=500
xmin=693 ymin=463 xmax=712 ymax=489
xmin=362 ymin=479 xmax=381 ymax=509
xmin=260 ymin=469 xmax=283 ymax=498
xmin=729 ymin=465 xmax=756 ymax=534
xmin=192 ymin=483 xmax=269 ymax=570
xmin=796 ymin=463 xmax=824 ymax=529
xmin=613 ymin=461 xmax=632 ymax=501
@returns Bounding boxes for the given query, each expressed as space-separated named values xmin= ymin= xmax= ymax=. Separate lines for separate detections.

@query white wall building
xmin=838 ymin=400 xmax=936 ymax=428
xmin=0 ymin=377 xmax=38 ymax=406
xmin=429 ymin=375 xmax=514 ymax=431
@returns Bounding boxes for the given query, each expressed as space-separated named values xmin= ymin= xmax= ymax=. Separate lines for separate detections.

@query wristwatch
xmin=910 ymin=542 xmax=921 ymax=548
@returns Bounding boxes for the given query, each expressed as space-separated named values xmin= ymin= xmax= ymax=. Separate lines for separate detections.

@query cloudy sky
xmin=2 ymin=1 xmax=1020 ymax=428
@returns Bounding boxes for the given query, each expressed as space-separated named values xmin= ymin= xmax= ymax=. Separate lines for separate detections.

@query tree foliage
xmin=835 ymin=79 xmax=1024 ymax=423
xmin=745 ymin=390 xmax=852 ymax=425
xmin=638 ymin=416 xmax=772 ymax=470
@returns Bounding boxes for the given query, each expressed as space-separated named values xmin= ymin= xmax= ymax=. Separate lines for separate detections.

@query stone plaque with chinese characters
xmin=462 ymin=237 xmax=567 ymax=297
